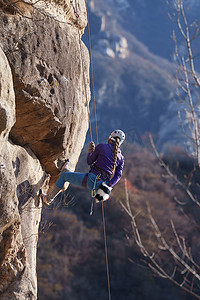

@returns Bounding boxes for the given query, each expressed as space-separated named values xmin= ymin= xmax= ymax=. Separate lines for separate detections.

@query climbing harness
xmin=73 ymin=1 xmax=112 ymax=299
xmin=82 ymin=171 xmax=101 ymax=215
xmin=90 ymin=173 xmax=101 ymax=215
xmin=83 ymin=167 xmax=109 ymax=215
xmin=91 ymin=173 xmax=101 ymax=197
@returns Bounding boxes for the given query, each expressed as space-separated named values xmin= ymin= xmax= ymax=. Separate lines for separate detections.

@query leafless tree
xmin=121 ymin=1 xmax=200 ymax=298
xmin=168 ymin=0 xmax=200 ymax=167
xmin=121 ymin=178 xmax=200 ymax=299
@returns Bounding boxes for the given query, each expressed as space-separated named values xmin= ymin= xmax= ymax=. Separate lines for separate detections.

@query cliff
xmin=0 ymin=1 xmax=90 ymax=299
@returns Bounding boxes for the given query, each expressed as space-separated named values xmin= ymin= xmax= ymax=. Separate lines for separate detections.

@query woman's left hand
xmin=88 ymin=141 xmax=95 ymax=153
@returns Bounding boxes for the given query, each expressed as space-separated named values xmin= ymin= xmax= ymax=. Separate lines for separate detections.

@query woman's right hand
xmin=88 ymin=141 xmax=95 ymax=153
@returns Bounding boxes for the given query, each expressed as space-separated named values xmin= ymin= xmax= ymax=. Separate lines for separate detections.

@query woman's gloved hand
xmin=88 ymin=141 xmax=95 ymax=153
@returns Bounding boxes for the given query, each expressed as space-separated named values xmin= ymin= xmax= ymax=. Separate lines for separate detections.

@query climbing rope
xmin=84 ymin=3 xmax=112 ymax=298
xmin=101 ymin=200 xmax=112 ymax=300
xmin=73 ymin=1 xmax=111 ymax=299
xmin=84 ymin=0 xmax=99 ymax=145
xmin=76 ymin=13 xmax=93 ymax=141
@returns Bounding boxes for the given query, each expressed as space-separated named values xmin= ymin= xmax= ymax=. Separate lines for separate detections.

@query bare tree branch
xmin=149 ymin=133 xmax=200 ymax=207
xmin=121 ymin=178 xmax=200 ymax=299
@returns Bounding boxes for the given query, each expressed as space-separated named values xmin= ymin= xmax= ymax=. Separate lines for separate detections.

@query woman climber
xmin=40 ymin=129 xmax=125 ymax=206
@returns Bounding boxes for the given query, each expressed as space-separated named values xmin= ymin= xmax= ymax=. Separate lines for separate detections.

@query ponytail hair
xmin=112 ymin=137 xmax=121 ymax=174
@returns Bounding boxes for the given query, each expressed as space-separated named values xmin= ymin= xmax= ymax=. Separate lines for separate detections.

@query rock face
xmin=0 ymin=1 xmax=90 ymax=299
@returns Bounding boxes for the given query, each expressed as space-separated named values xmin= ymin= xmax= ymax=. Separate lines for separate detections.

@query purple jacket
xmin=87 ymin=143 xmax=125 ymax=187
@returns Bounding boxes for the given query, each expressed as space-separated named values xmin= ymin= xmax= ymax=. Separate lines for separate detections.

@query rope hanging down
xmin=84 ymin=0 xmax=99 ymax=145
xmin=73 ymin=1 xmax=111 ymax=299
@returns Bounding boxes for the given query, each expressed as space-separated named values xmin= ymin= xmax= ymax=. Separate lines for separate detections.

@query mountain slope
xmin=84 ymin=0 xmax=200 ymax=150
xmin=84 ymin=0 xmax=176 ymax=148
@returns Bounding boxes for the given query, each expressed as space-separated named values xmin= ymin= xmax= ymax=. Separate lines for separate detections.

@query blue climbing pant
xmin=55 ymin=171 xmax=106 ymax=191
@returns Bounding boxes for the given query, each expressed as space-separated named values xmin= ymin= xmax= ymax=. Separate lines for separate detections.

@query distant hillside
xmin=89 ymin=0 xmax=200 ymax=60
xmin=84 ymin=0 xmax=200 ymax=150
xmin=37 ymin=145 xmax=198 ymax=300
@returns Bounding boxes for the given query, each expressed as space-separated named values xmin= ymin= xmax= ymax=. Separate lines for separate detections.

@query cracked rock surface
xmin=0 ymin=1 xmax=90 ymax=298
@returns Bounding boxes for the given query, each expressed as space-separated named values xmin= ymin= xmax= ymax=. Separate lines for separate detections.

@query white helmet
xmin=109 ymin=130 xmax=125 ymax=146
